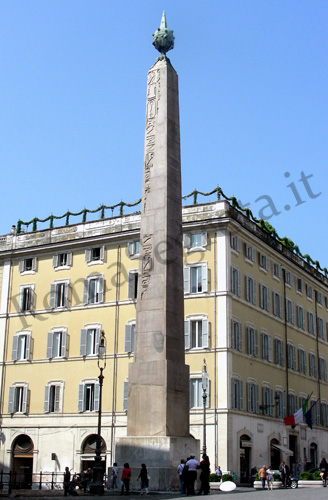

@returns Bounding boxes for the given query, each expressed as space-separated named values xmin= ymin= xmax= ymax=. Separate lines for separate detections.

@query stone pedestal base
xmin=115 ymin=436 xmax=200 ymax=491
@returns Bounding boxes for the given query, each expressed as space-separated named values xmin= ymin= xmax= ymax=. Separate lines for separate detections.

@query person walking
xmin=177 ymin=459 xmax=186 ymax=494
xmin=320 ymin=457 xmax=328 ymax=486
xmin=63 ymin=467 xmax=71 ymax=496
xmin=121 ymin=463 xmax=131 ymax=496
xmin=215 ymin=466 xmax=222 ymax=482
xmin=258 ymin=465 xmax=267 ymax=490
xmin=137 ymin=463 xmax=149 ymax=495
xmin=110 ymin=463 xmax=118 ymax=490
xmin=266 ymin=466 xmax=273 ymax=490
xmin=198 ymin=454 xmax=210 ymax=495
xmin=185 ymin=455 xmax=200 ymax=495
xmin=279 ymin=461 xmax=290 ymax=488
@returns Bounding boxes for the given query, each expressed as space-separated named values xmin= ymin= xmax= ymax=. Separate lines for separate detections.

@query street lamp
xmin=90 ymin=332 xmax=106 ymax=495
xmin=202 ymin=359 xmax=209 ymax=456
xmin=259 ymin=393 xmax=280 ymax=414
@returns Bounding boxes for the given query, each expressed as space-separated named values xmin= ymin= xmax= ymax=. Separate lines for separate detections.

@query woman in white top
xmin=266 ymin=466 xmax=273 ymax=490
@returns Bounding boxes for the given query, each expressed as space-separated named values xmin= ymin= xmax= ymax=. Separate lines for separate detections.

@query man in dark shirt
xmin=63 ymin=467 xmax=71 ymax=496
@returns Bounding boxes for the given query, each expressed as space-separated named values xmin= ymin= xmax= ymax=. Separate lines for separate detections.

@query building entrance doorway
xmin=270 ymin=439 xmax=280 ymax=469
xmin=240 ymin=435 xmax=251 ymax=483
xmin=80 ymin=434 xmax=106 ymax=478
xmin=12 ymin=435 xmax=34 ymax=489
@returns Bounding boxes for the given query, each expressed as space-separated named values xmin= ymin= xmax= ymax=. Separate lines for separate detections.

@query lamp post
xmin=90 ymin=332 xmax=106 ymax=495
xmin=259 ymin=393 xmax=280 ymax=414
xmin=202 ymin=359 xmax=209 ymax=456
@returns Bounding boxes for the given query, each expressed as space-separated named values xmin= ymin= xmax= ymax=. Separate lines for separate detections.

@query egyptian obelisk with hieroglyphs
xmin=115 ymin=12 xmax=200 ymax=490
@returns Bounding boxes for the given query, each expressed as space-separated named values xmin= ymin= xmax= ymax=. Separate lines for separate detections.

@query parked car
xmin=272 ymin=469 xmax=299 ymax=489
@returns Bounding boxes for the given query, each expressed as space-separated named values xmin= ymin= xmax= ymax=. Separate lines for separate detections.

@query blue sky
xmin=1 ymin=1 xmax=327 ymax=267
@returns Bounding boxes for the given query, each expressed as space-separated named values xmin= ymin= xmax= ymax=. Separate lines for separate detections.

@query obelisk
xmin=115 ymin=12 xmax=199 ymax=490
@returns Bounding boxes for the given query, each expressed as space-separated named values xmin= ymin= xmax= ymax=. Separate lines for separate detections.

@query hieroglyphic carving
xmin=140 ymin=233 xmax=153 ymax=299
xmin=143 ymin=69 xmax=160 ymax=212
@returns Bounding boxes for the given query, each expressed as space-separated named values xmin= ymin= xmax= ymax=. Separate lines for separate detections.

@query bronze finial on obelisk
xmin=115 ymin=13 xmax=199 ymax=490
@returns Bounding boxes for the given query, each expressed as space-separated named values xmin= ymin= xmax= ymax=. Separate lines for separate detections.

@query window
xmin=80 ymin=327 xmax=100 ymax=356
xmin=317 ymin=317 xmax=324 ymax=339
xmin=128 ymin=271 xmax=138 ymax=299
xmin=190 ymin=378 xmax=209 ymax=408
xmin=245 ymin=275 xmax=256 ymax=304
xmin=127 ymin=240 xmax=140 ymax=258
xmin=19 ymin=285 xmax=34 ymax=312
xmin=230 ymin=233 xmax=240 ymax=252
xmin=47 ymin=330 xmax=68 ymax=359
xmin=246 ymin=382 xmax=259 ymax=413
xmin=309 ymin=353 xmax=317 ymax=378
xmin=258 ymin=252 xmax=269 ymax=271
xmin=317 ymin=292 xmax=323 ymax=305
xmin=296 ymin=278 xmax=303 ymax=293
xmin=273 ymin=263 xmax=281 ymax=279
xmin=259 ymin=283 xmax=269 ymax=311
xmin=85 ymin=247 xmax=105 ymax=264
xmin=124 ymin=323 xmax=135 ymax=353
xmin=123 ymin=380 xmax=129 ymax=411
xmin=83 ymin=275 xmax=104 ymax=304
xmin=275 ymin=390 xmax=285 ymax=418
xmin=184 ymin=263 xmax=208 ymax=294
xmin=298 ymin=348 xmax=307 ymax=374
xmin=307 ymin=311 xmax=315 ymax=335
xmin=325 ymin=296 xmax=328 ymax=310
xmin=185 ymin=318 xmax=209 ymax=349
xmin=274 ymin=338 xmax=284 ymax=366
xmin=53 ymin=252 xmax=72 ymax=269
xmin=287 ymin=344 xmax=296 ymax=370
xmin=183 ymin=232 xmax=207 ymax=251
xmin=244 ymin=243 xmax=255 ymax=262
xmin=296 ymin=305 xmax=305 ymax=329
xmin=262 ymin=387 xmax=274 ymax=416
xmin=285 ymin=299 xmax=294 ymax=324
xmin=231 ymin=320 xmax=242 ymax=351
xmin=231 ymin=379 xmax=243 ymax=410
xmin=306 ymin=284 xmax=313 ymax=300
xmin=19 ymin=257 xmax=36 ymax=274
xmin=50 ymin=281 xmax=69 ymax=308
xmin=272 ymin=291 xmax=282 ymax=318
xmin=230 ymin=266 xmax=241 ymax=297
xmin=319 ymin=357 xmax=327 ymax=381
xmin=261 ymin=331 xmax=272 ymax=362
xmin=288 ymin=394 xmax=297 ymax=415
xmin=321 ymin=403 xmax=328 ymax=427
xmin=78 ymin=382 xmax=100 ymax=412
xmin=284 ymin=271 xmax=293 ymax=286
xmin=12 ymin=333 xmax=31 ymax=361
xmin=8 ymin=385 xmax=28 ymax=414
xmin=246 ymin=326 xmax=258 ymax=356
xmin=44 ymin=383 xmax=62 ymax=413
xmin=311 ymin=400 xmax=319 ymax=425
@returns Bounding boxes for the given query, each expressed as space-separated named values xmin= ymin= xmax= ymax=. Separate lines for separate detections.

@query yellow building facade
xmin=0 ymin=200 xmax=327 ymax=486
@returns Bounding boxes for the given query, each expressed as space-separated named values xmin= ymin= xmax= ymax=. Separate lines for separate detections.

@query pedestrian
xmin=121 ymin=462 xmax=131 ymax=496
xmin=258 ymin=465 xmax=267 ymax=490
xmin=279 ymin=461 xmax=289 ymax=488
xmin=85 ymin=468 xmax=92 ymax=492
xmin=68 ymin=475 xmax=79 ymax=496
xmin=320 ymin=457 xmax=328 ymax=486
xmin=266 ymin=466 xmax=273 ymax=490
xmin=137 ymin=463 xmax=149 ymax=495
xmin=185 ymin=454 xmax=200 ymax=495
xmin=110 ymin=463 xmax=119 ymax=490
xmin=63 ymin=467 xmax=71 ymax=497
xmin=80 ymin=469 xmax=87 ymax=493
xmin=199 ymin=454 xmax=210 ymax=495
xmin=215 ymin=466 xmax=222 ymax=482
xmin=177 ymin=459 xmax=186 ymax=494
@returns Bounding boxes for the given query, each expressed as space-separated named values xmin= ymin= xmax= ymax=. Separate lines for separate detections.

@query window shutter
xmin=124 ymin=325 xmax=132 ymax=352
xmin=30 ymin=288 xmax=35 ymax=311
xmin=202 ymin=262 xmax=208 ymax=292
xmin=31 ymin=258 xmax=36 ymax=272
xmin=98 ymin=277 xmax=104 ymax=303
xmin=259 ymin=284 xmax=263 ymax=309
xmin=255 ymin=330 xmax=258 ymax=357
xmin=83 ymin=280 xmax=89 ymax=305
xmin=268 ymin=336 xmax=273 ymax=362
xmin=19 ymin=260 xmax=24 ymax=273
xmin=54 ymin=385 xmax=61 ymax=412
xmin=266 ymin=257 xmax=270 ymax=271
xmin=246 ymin=327 xmax=250 ymax=354
xmin=11 ymin=335 xmax=18 ymax=361
xmin=237 ymin=270 xmax=241 ymax=297
xmin=239 ymin=380 xmax=243 ymax=410
xmin=80 ymin=329 xmax=87 ymax=356
xmin=127 ymin=241 xmax=135 ymax=256
xmin=95 ymin=328 xmax=100 ymax=354
xmin=53 ymin=255 xmax=58 ymax=268
xmin=231 ymin=379 xmax=236 ymax=408
xmin=128 ymin=273 xmax=135 ymax=299
xmin=262 ymin=386 xmax=265 ymax=410
xmin=64 ymin=283 xmax=69 ymax=307
xmin=183 ymin=234 xmax=191 ymax=249
xmin=123 ymin=381 xmax=129 ymax=411
xmin=184 ymin=267 xmax=190 ymax=294
xmin=292 ymin=304 xmax=295 ymax=325
xmin=261 ymin=332 xmax=264 ymax=359
xmin=61 ymin=332 xmax=68 ymax=358
xmin=269 ymin=388 xmax=274 ymax=416
xmin=293 ymin=348 xmax=296 ymax=370
xmin=201 ymin=232 xmax=207 ymax=247
xmin=46 ymin=331 xmax=54 ymax=359
xmin=85 ymin=249 xmax=91 ymax=263
xmin=100 ymin=246 xmax=105 ymax=261
xmin=49 ymin=284 xmax=56 ymax=309
xmin=246 ymin=383 xmax=251 ymax=412
xmin=94 ymin=384 xmax=100 ymax=412
xmin=244 ymin=276 xmax=248 ymax=301
xmin=67 ymin=252 xmax=72 ymax=266
xmin=25 ymin=334 xmax=31 ymax=360
xmin=202 ymin=319 xmax=209 ymax=348
xmin=8 ymin=386 xmax=15 ymax=413
xmin=22 ymin=386 xmax=28 ymax=413
xmin=238 ymin=323 xmax=242 ymax=351
xmin=252 ymin=279 xmax=256 ymax=304
xmin=44 ymin=385 xmax=50 ymax=413
xmin=252 ymin=248 xmax=256 ymax=262
xmin=229 ymin=232 xmax=233 ymax=247
xmin=184 ymin=320 xmax=191 ymax=350
xmin=255 ymin=385 xmax=259 ymax=413
xmin=78 ymin=384 xmax=85 ymax=412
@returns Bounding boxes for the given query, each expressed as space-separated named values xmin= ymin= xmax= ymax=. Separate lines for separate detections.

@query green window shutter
xmin=202 ymin=263 xmax=208 ymax=292
xmin=67 ymin=252 xmax=72 ymax=266
xmin=201 ymin=232 xmax=207 ymax=247
xmin=54 ymin=385 xmax=61 ymax=412
xmin=95 ymin=328 xmax=100 ymax=354
xmin=202 ymin=319 xmax=209 ymax=348
xmin=100 ymin=246 xmax=105 ymax=261
xmin=46 ymin=331 xmax=54 ymax=359
xmin=183 ymin=234 xmax=191 ymax=249
xmin=123 ymin=381 xmax=129 ymax=411
xmin=85 ymin=249 xmax=91 ymax=263
xmin=64 ymin=283 xmax=69 ymax=307
xmin=128 ymin=273 xmax=135 ymax=299
xmin=49 ymin=284 xmax=56 ymax=309
xmin=98 ymin=277 xmax=104 ymax=303
xmin=184 ymin=320 xmax=191 ymax=350
xmin=124 ymin=325 xmax=132 ymax=352
xmin=184 ymin=267 xmax=190 ymax=294
xmin=94 ymin=384 xmax=100 ymax=412
xmin=22 ymin=386 xmax=28 ymax=414
xmin=53 ymin=255 xmax=58 ymax=268
xmin=61 ymin=332 xmax=68 ymax=358
xmin=44 ymin=385 xmax=50 ymax=413
xmin=239 ymin=381 xmax=244 ymax=410
xmin=78 ymin=384 xmax=85 ymax=412
xmin=268 ymin=336 xmax=273 ymax=362
xmin=18 ymin=260 xmax=24 ymax=273
xmin=255 ymin=385 xmax=259 ymax=414
xmin=127 ymin=241 xmax=135 ymax=256
xmin=8 ymin=386 xmax=15 ymax=413
xmin=25 ymin=334 xmax=31 ymax=360
xmin=80 ymin=329 xmax=87 ymax=356
xmin=31 ymin=258 xmax=37 ymax=272
xmin=12 ymin=336 xmax=18 ymax=361
xmin=83 ymin=280 xmax=89 ymax=305
xmin=255 ymin=330 xmax=258 ymax=357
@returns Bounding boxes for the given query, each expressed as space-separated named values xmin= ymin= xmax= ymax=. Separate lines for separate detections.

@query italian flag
xmin=284 ymin=398 xmax=309 ymax=426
